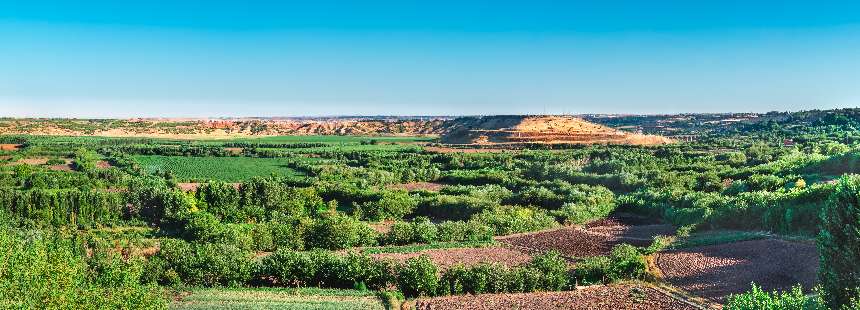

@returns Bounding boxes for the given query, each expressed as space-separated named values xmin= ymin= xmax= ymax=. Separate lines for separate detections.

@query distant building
xmin=783 ymin=139 xmax=795 ymax=147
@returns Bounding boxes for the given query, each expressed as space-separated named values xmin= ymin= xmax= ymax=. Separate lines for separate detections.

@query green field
xmin=196 ymin=135 xmax=433 ymax=145
xmin=133 ymin=155 xmax=306 ymax=182
xmin=171 ymin=288 xmax=385 ymax=310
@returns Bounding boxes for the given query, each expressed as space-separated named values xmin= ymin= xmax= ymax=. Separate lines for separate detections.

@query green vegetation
xmin=4 ymin=109 xmax=860 ymax=308
xmin=171 ymin=287 xmax=385 ymax=310
xmin=819 ymin=175 xmax=860 ymax=309
xmin=134 ymin=155 xmax=305 ymax=182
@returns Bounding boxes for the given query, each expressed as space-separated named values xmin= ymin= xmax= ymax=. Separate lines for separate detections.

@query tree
xmin=819 ymin=175 xmax=860 ymax=308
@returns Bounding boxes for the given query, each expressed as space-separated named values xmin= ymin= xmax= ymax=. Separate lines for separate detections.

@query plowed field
xmin=414 ymin=284 xmax=700 ymax=310
xmin=656 ymin=239 xmax=818 ymax=302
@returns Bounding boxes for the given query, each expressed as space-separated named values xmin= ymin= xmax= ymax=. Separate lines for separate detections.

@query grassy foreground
xmin=170 ymin=287 xmax=386 ymax=310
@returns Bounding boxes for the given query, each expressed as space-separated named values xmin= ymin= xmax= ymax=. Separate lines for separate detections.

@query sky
xmin=1 ymin=1 xmax=860 ymax=117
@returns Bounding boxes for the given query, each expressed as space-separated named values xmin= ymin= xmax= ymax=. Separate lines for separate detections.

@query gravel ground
xmin=371 ymin=247 xmax=531 ymax=270
xmin=414 ymin=284 xmax=700 ymax=310
xmin=657 ymin=238 xmax=818 ymax=302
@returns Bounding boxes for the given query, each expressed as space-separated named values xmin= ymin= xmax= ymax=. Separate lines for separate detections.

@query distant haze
xmin=1 ymin=2 xmax=859 ymax=117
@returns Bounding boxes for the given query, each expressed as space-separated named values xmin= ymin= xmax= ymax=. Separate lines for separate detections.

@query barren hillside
xmin=0 ymin=116 xmax=672 ymax=145
xmin=440 ymin=115 xmax=673 ymax=145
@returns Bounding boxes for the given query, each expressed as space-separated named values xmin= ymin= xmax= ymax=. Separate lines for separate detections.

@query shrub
xmin=0 ymin=229 xmax=167 ymax=309
xmin=528 ymin=251 xmax=569 ymax=291
xmin=269 ymin=217 xmax=311 ymax=250
xmin=725 ymin=284 xmax=821 ymax=310
xmin=819 ymin=175 xmax=860 ymax=308
xmin=411 ymin=217 xmax=438 ymax=244
xmin=182 ymin=212 xmax=223 ymax=242
xmin=460 ymin=263 xmax=509 ymax=294
xmin=436 ymin=220 xmax=494 ymax=242
xmin=573 ymin=244 xmax=646 ymax=284
xmin=357 ymin=191 xmax=418 ymax=221
xmin=153 ymin=239 xmax=254 ymax=287
xmin=550 ymin=201 xmax=615 ymax=225
xmin=250 ymin=223 xmax=274 ymax=251
xmin=438 ymin=264 xmax=468 ymax=295
xmin=471 ymin=206 xmax=557 ymax=235
xmin=257 ymin=249 xmax=393 ymax=290
xmin=306 ymin=214 xmax=378 ymax=250
xmin=396 ymin=255 xmax=439 ymax=297
xmin=195 ymin=182 xmax=242 ymax=222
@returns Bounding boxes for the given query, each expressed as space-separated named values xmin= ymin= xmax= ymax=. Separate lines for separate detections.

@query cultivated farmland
xmin=1 ymin=111 xmax=858 ymax=309
xmin=133 ymin=155 xmax=306 ymax=182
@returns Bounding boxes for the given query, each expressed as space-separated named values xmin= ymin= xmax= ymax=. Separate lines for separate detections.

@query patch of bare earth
xmin=0 ymin=144 xmax=21 ymax=151
xmin=224 ymin=147 xmax=243 ymax=155
xmin=656 ymin=239 xmax=818 ymax=302
xmin=387 ymin=182 xmax=445 ymax=192
xmin=96 ymin=160 xmax=112 ymax=169
xmin=372 ymin=247 xmax=532 ymax=271
xmin=414 ymin=284 xmax=700 ymax=310
xmin=498 ymin=216 xmax=675 ymax=258
xmin=48 ymin=164 xmax=73 ymax=171
xmin=369 ymin=221 xmax=395 ymax=234
xmin=18 ymin=157 xmax=49 ymax=165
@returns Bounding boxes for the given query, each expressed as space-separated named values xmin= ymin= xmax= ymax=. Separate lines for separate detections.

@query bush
xmin=528 ymin=251 xmax=569 ymax=291
xmin=182 ymin=212 xmax=223 ymax=242
xmin=436 ymin=220 xmax=494 ymax=242
xmin=437 ymin=251 xmax=570 ymax=296
xmin=257 ymin=249 xmax=394 ymax=290
xmin=0 ymin=229 xmax=167 ymax=309
xmin=152 ymin=239 xmax=254 ymax=287
xmin=725 ymin=284 xmax=821 ymax=310
xmin=357 ymin=191 xmax=418 ymax=221
xmin=819 ymin=175 xmax=860 ymax=308
xmin=471 ymin=206 xmax=557 ymax=235
xmin=573 ymin=244 xmax=646 ymax=284
xmin=269 ymin=216 xmax=311 ymax=250
xmin=396 ymin=255 xmax=439 ymax=297
xmin=550 ymin=201 xmax=615 ymax=225
xmin=250 ymin=223 xmax=274 ymax=251
xmin=306 ymin=214 xmax=378 ymax=250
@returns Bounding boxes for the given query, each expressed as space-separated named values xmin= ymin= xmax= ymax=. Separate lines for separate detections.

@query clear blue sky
xmin=2 ymin=1 xmax=859 ymax=117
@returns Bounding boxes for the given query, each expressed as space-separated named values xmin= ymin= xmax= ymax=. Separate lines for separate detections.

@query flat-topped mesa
xmin=441 ymin=115 xmax=673 ymax=145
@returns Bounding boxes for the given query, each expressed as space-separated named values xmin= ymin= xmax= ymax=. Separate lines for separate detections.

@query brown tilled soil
xmin=498 ymin=219 xmax=675 ymax=258
xmin=0 ymin=144 xmax=21 ymax=151
xmin=371 ymin=247 xmax=532 ymax=271
xmin=96 ymin=160 xmax=113 ymax=169
xmin=656 ymin=238 xmax=818 ymax=302
xmin=387 ymin=182 xmax=445 ymax=192
xmin=414 ymin=284 xmax=700 ymax=310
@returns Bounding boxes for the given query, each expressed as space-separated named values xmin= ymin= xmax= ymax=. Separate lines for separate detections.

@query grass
xmin=670 ymin=230 xmax=771 ymax=249
xmin=170 ymin=287 xmax=385 ymax=310
xmin=133 ymin=155 xmax=308 ymax=182
xmin=258 ymin=144 xmax=422 ymax=153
